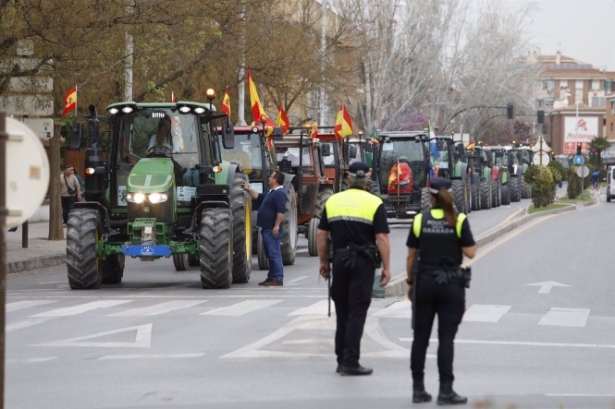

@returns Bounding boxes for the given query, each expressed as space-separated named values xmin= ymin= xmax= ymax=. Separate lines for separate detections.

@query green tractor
xmin=465 ymin=146 xmax=498 ymax=210
xmin=484 ymin=146 xmax=511 ymax=205
xmin=509 ymin=146 xmax=533 ymax=199
xmin=429 ymin=136 xmax=472 ymax=214
xmin=66 ymin=100 xmax=251 ymax=289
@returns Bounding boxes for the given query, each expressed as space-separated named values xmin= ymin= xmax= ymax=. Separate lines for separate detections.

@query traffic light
xmin=576 ymin=142 xmax=582 ymax=155
xmin=537 ymin=110 xmax=545 ymax=124
xmin=507 ymin=103 xmax=515 ymax=119
xmin=541 ymin=124 xmax=548 ymax=134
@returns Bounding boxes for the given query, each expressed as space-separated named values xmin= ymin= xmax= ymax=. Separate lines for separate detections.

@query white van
xmin=607 ymin=166 xmax=615 ymax=203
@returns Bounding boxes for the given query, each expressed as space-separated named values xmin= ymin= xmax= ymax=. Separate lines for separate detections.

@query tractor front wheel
xmin=101 ymin=254 xmax=125 ymax=284
xmin=200 ymin=208 xmax=233 ymax=289
xmin=307 ymin=217 xmax=320 ymax=257
xmin=451 ymin=180 xmax=466 ymax=215
xmin=281 ymin=184 xmax=298 ymax=266
xmin=231 ymin=173 xmax=252 ymax=283
xmin=173 ymin=254 xmax=189 ymax=271
xmin=66 ymin=208 xmax=103 ymax=290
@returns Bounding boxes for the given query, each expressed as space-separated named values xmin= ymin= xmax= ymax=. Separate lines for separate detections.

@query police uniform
xmin=406 ymin=177 xmax=475 ymax=404
xmin=318 ymin=162 xmax=389 ymax=375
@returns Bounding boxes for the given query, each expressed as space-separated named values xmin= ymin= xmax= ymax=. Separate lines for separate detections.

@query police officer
xmin=316 ymin=162 xmax=391 ymax=376
xmin=406 ymin=177 xmax=476 ymax=405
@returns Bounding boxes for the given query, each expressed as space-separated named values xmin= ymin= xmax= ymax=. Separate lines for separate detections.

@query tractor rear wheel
xmin=521 ymin=180 xmax=531 ymax=199
xmin=451 ymin=180 xmax=465 ymax=214
xmin=471 ymin=174 xmax=480 ymax=211
xmin=501 ymin=184 xmax=511 ymax=205
xmin=281 ymin=184 xmax=298 ymax=266
xmin=480 ymin=181 xmax=492 ymax=210
xmin=231 ymin=173 xmax=252 ymax=283
xmin=66 ymin=208 xmax=103 ymax=289
xmin=101 ymin=254 xmax=125 ymax=284
xmin=420 ymin=187 xmax=431 ymax=212
xmin=510 ymin=178 xmax=521 ymax=202
xmin=491 ymin=181 xmax=499 ymax=207
xmin=173 ymin=254 xmax=189 ymax=271
xmin=314 ymin=187 xmax=334 ymax=218
xmin=200 ymin=207 xmax=233 ymax=289
xmin=307 ymin=217 xmax=319 ymax=257
xmin=257 ymin=228 xmax=269 ymax=270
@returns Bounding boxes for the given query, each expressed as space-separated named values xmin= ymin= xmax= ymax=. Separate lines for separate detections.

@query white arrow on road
xmin=526 ymin=281 xmax=570 ymax=294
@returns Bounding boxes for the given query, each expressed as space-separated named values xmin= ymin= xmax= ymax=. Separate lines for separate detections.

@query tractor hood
xmin=127 ymin=158 xmax=174 ymax=193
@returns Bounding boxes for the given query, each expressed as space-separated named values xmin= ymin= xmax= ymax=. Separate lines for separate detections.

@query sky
xmin=503 ymin=0 xmax=615 ymax=70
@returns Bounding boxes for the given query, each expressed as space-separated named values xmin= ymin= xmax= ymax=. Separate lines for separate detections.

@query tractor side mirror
xmin=273 ymin=127 xmax=283 ymax=140
xmin=69 ymin=122 xmax=83 ymax=150
xmin=348 ymin=145 xmax=358 ymax=159
xmin=222 ymin=121 xmax=235 ymax=150
xmin=321 ymin=143 xmax=331 ymax=157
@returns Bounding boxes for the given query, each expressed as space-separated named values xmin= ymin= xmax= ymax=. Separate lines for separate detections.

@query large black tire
xmin=173 ymin=254 xmax=189 ymax=271
xmin=480 ymin=181 xmax=492 ymax=210
xmin=307 ymin=217 xmax=319 ymax=257
xmin=200 ymin=207 xmax=233 ymax=289
xmin=520 ymin=180 xmax=531 ymax=199
xmin=369 ymin=180 xmax=380 ymax=196
xmin=470 ymin=174 xmax=480 ymax=211
xmin=314 ymin=187 xmax=334 ymax=218
xmin=66 ymin=208 xmax=103 ymax=289
xmin=101 ymin=254 xmax=125 ymax=284
xmin=510 ymin=177 xmax=521 ymax=202
xmin=188 ymin=255 xmax=200 ymax=266
xmin=491 ymin=180 xmax=500 ymax=208
xmin=420 ymin=187 xmax=431 ymax=212
xmin=451 ymin=180 xmax=466 ymax=215
xmin=231 ymin=173 xmax=252 ymax=283
xmin=257 ymin=228 xmax=269 ymax=270
xmin=281 ymin=184 xmax=298 ymax=266
xmin=501 ymin=184 xmax=511 ymax=205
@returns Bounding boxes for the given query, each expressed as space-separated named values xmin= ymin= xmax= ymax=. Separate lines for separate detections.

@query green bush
xmin=548 ymin=160 xmax=566 ymax=181
xmin=567 ymin=166 xmax=582 ymax=199
xmin=524 ymin=165 xmax=540 ymax=184
xmin=530 ymin=165 xmax=554 ymax=208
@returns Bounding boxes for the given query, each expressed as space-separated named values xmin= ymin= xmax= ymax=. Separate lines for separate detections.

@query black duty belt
xmin=333 ymin=243 xmax=379 ymax=269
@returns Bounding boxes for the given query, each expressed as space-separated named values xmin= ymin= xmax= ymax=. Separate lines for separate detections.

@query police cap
xmin=429 ymin=177 xmax=452 ymax=194
xmin=348 ymin=161 xmax=370 ymax=178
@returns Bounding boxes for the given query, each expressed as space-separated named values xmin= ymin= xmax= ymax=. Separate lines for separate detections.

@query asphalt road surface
xmin=5 ymin=195 xmax=614 ymax=409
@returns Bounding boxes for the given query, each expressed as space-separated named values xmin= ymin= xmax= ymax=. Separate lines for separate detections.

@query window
xmin=559 ymin=80 xmax=568 ymax=89
xmin=542 ymin=81 xmax=554 ymax=91
xmin=592 ymin=80 xmax=600 ymax=90
xmin=545 ymin=99 xmax=554 ymax=108
xmin=576 ymin=80 xmax=584 ymax=89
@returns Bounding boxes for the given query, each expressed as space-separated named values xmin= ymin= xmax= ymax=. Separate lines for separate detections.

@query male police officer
xmin=317 ymin=161 xmax=391 ymax=376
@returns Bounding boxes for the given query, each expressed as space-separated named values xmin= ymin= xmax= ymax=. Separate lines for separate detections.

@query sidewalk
xmin=4 ymin=222 xmax=66 ymax=274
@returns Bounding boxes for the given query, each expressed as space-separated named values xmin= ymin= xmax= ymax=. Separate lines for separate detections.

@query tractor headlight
xmin=194 ymin=107 xmax=206 ymax=114
xmin=148 ymin=193 xmax=168 ymax=203
xmin=212 ymin=165 xmax=222 ymax=173
xmin=126 ymin=193 xmax=145 ymax=204
xmin=108 ymin=108 xmax=119 ymax=115
xmin=121 ymin=106 xmax=133 ymax=114
xmin=179 ymin=106 xmax=191 ymax=113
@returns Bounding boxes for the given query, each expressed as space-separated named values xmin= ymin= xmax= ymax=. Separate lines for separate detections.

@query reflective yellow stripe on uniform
xmin=412 ymin=209 xmax=466 ymax=238
xmin=325 ymin=189 xmax=383 ymax=225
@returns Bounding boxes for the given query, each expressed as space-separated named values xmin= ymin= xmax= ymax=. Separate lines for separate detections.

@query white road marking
xmin=108 ymin=300 xmax=206 ymax=317
xmin=398 ymin=338 xmax=615 ymax=349
xmin=526 ymin=281 xmax=570 ymax=294
xmin=98 ymin=353 xmax=205 ymax=360
xmin=7 ymin=319 xmax=50 ymax=333
xmin=7 ymin=300 xmax=57 ymax=312
xmin=463 ymin=305 xmax=511 ymax=323
xmin=538 ymin=307 xmax=591 ymax=327
xmin=32 ymin=300 xmax=133 ymax=317
xmin=36 ymin=323 xmax=152 ymax=348
xmin=201 ymin=300 xmax=282 ymax=316
xmin=371 ymin=301 xmax=411 ymax=318
xmin=288 ymin=300 xmax=335 ymax=316
xmin=545 ymin=393 xmax=615 ymax=397
xmin=285 ymin=276 xmax=309 ymax=286
xmin=6 ymin=357 xmax=57 ymax=363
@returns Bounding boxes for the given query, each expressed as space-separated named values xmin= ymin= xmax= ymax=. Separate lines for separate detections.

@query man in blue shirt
xmin=242 ymin=172 xmax=287 ymax=286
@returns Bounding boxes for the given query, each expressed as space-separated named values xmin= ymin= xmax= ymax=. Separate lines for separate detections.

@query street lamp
xmin=205 ymin=88 xmax=216 ymax=111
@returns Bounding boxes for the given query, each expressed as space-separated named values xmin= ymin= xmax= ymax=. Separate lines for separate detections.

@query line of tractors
xmin=65 ymin=97 xmax=534 ymax=290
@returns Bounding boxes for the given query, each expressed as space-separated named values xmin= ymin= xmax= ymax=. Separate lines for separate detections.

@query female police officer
xmin=405 ymin=177 xmax=476 ymax=405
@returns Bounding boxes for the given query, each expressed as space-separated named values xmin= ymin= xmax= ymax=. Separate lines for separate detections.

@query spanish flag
xmin=333 ymin=104 xmax=353 ymax=140
xmin=276 ymin=105 xmax=289 ymax=134
xmin=221 ymin=87 xmax=231 ymax=118
xmin=310 ymin=120 xmax=318 ymax=139
xmin=61 ymin=86 xmax=77 ymax=116
xmin=247 ymin=69 xmax=275 ymax=137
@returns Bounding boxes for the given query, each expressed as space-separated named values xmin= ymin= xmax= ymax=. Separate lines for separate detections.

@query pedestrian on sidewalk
xmin=406 ymin=177 xmax=476 ymax=405
xmin=316 ymin=161 xmax=391 ymax=377
xmin=74 ymin=168 xmax=85 ymax=201
xmin=241 ymin=171 xmax=286 ymax=286
xmin=60 ymin=165 xmax=82 ymax=225
xmin=591 ymin=169 xmax=600 ymax=191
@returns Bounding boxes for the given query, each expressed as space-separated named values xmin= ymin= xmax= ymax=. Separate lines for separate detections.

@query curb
xmin=383 ymin=203 xmax=576 ymax=298
xmin=7 ymin=254 xmax=66 ymax=275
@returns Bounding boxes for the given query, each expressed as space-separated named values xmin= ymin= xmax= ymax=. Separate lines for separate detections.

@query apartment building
xmin=526 ymin=51 xmax=615 ymax=155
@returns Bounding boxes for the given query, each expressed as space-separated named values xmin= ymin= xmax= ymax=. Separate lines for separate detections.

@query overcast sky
xmin=503 ymin=0 xmax=615 ymax=69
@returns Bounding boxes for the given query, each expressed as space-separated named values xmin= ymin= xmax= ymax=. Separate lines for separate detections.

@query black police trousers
xmin=411 ymin=272 xmax=465 ymax=384
xmin=331 ymin=253 xmax=375 ymax=368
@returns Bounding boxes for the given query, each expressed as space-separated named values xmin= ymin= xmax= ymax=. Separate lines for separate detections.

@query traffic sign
xmin=576 ymin=165 xmax=590 ymax=178
xmin=572 ymin=155 xmax=584 ymax=166
xmin=533 ymin=153 xmax=550 ymax=166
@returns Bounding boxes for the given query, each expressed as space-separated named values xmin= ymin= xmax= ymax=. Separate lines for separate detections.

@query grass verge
xmin=527 ymin=203 xmax=568 ymax=214
xmin=556 ymin=191 xmax=592 ymax=202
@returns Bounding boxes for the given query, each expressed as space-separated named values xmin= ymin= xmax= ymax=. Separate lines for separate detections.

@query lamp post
xmin=205 ymin=88 xmax=216 ymax=111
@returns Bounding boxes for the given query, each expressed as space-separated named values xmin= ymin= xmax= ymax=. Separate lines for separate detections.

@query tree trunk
xmin=48 ymin=124 xmax=64 ymax=240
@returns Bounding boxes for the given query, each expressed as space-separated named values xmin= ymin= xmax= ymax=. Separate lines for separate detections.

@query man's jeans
xmin=261 ymin=227 xmax=284 ymax=282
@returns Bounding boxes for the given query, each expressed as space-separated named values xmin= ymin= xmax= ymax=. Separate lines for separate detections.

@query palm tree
xmin=590 ymin=136 xmax=612 ymax=169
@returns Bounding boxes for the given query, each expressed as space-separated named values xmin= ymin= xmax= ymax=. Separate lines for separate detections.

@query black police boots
xmin=437 ymin=382 xmax=467 ymax=405
xmin=412 ymin=381 xmax=432 ymax=403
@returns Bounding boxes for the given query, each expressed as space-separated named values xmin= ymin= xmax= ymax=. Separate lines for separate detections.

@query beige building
xmin=527 ymin=51 xmax=615 ymax=155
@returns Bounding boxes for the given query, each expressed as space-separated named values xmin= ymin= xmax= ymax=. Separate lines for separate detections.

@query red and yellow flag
xmin=310 ymin=120 xmax=318 ymax=139
xmin=61 ymin=86 xmax=77 ymax=116
xmin=247 ymin=69 xmax=275 ymax=131
xmin=276 ymin=105 xmax=289 ymax=134
xmin=221 ymin=87 xmax=231 ymax=118
xmin=333 ymin=104 xmax=353 ymax=140
xmin=466 ymin=141 xmax=475 ymax=150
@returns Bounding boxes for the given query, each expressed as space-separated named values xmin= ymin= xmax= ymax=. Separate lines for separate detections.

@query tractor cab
xmin=344 ymin=134 xmax=377 ymax=169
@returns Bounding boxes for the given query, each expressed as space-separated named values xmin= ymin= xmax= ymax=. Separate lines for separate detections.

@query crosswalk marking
xmin=201 ymin=300 xmax=282 ymax=317
xmin=7 ymin=319 xmax=49 ymax=333
xmin=288 ymin=300 xmax=334 ymax=316
xmin=32 ymin=300 xmax=133 ymax=317
xmin=108 ymin=300 xmax=207 ymax=317
xmin=371 ymin=301 xmax=411 ymax=318
xmin=7 ymin=300 xmax=57 ymax=312
xmin=463 ymin=305 xmax=511 ymax=323
xmin=538 ymin=307 xmax=591 ymax=327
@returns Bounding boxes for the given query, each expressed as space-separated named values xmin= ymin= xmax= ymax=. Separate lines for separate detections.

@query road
xmin=5 ymin=195 xmax=614 ymax=409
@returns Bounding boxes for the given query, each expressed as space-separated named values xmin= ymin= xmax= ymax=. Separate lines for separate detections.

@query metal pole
xmin=21 ymin=221 xmax=28 ymax=249
xmin=319 ymin=0 xmax=327 ymax=126
xmin=237 ymin=2 xmax=247 ymax=126
xmin=0 ymin=111 xmax=8 ymax=409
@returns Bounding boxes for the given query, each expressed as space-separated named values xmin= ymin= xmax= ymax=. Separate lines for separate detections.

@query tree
xmin=589 ymin=136 xmax=612 ymax=169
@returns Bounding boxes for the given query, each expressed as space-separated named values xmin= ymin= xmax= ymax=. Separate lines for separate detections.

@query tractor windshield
xmin=221 ymin=132 xmax=271 ymax=181
xmin=379 ymin=138 xmax=427 ymax=192
xmin=429 ymin=139 xmax=451 ymax=170
xmin=276 ymin=147 xmax=312 ymax=166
